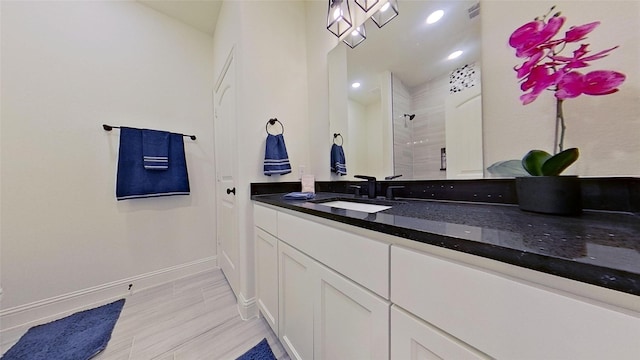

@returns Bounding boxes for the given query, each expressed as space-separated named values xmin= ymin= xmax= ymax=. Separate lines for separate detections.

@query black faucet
xmin=354 ymin=175 xmax=377 ymax=199
xmin=384 ymin=174 xmax=403 ymax=180
xmin=386 ymin=185 xmax=405 ymax=200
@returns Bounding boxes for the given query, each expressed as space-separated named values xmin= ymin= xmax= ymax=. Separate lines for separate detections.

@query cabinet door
xmin=392 ymin=245 xmax=640 ymax=359
xmin=314 ymin=262 xmax=390 ymax=360
xmin=255 ymin=227 xmax=278 ymax=334
xmin=278 ymin=241 xmax=315 ymax=360
xmin=391 ymin=306 xmax=489 ymax=360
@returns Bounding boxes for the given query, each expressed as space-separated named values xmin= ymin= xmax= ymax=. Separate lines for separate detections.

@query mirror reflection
xmin=330 ymin=0 xmax=482 ymax=180
xmin=329 ymin=0 xmax=640 ymax=180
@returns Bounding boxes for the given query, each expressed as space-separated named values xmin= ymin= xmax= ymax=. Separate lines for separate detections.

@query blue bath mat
xmin=236 ymin=338 xmax=276 ymax=360
xmin=2 ymin=299 xmax=125 ymax=360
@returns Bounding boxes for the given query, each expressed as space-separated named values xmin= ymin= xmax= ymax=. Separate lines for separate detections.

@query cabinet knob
xmin=227 ymin=187 xmax=236 ymax=195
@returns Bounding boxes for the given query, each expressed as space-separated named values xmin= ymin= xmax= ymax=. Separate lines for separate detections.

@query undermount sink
xmin=317 ymin=201 xmax=391 ymax=213
xmin=310 ymin=197 xmax=402 ymax=213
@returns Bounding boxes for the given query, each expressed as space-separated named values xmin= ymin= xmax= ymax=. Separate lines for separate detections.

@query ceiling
xmin=346 ymin=0 xmax=481 ymax=105
xmin=138 ymin=0 xmax=481 ymax=107
xmin=138 ymin=0 xmax=222 ymax=36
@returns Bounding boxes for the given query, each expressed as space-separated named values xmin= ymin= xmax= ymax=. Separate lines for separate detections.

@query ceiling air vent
xmin=468 ymin=2 xmax=480 ymax=19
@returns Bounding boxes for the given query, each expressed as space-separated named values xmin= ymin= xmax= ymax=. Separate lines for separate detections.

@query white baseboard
xmin=0 ymin=256 xmax=217 ymax=336
xmin=237 ymin=292 xmax=258 ymax=320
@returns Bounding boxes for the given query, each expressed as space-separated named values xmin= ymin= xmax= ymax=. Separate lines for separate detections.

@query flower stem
xmin=555 ymin=99 xmax=566 ymax=154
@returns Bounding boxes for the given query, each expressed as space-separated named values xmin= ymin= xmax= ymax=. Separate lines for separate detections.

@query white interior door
xmin=445 ymin=85 xmax=483 ymax=179
xmin=214 ymin=50 xmax=239 ymax=295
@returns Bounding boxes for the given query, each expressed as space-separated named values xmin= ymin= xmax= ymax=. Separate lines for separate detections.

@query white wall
xmin=1 ymin=1 xmax=215 ymax=313
xmin=212 ymin=0 xmax=312 ymax=315
xmin=310 ymin=0 xmax=345 ymax=181
xmin=482 ymin=0 xmax=640 ymax=176
xmin=348 ymin=100 xmax=368 ymax=177
xmin=365 ymin=99 xmax=387 ymax=179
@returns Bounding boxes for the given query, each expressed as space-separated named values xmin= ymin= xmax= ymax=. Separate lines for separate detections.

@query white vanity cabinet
xmin=255 ymin=227 xmax=279 ymax=334
xmin=391 ymin=245 xmax=640 ymax=359
xmin=278 ymin=240 xmax=390 ymax=360
xmin=278 ymin=241 xmax=315 ymax=360
xmin=254 ymin=205 xmax=279 ymax=334
xmin=254 ymin=204 xmax=391 ymax=360
xmin=391 ymin=305 xmax=489 ymax=360
xmin=254 ymin=202 xmax=640 ymax=360
xmin=314 ymin=259 xmax=389 ymax=360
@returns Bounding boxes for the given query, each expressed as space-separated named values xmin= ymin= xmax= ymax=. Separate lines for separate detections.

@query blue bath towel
xmin=283 ymin=192 xmax=315 ymax=200
xmin=142 ymin=129 xmax=169 ymax=170
xmin=330 ymin=144 xmax=347 ymax=175
xmin=116 ymin=127 xmax=190 ymax=200
xmin=264 ymin=134 xmax=292 ymax=176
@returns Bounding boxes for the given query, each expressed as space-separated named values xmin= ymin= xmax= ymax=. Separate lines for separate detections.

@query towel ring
xmin=333 ymin=133 xmax=343 ymax=146
xmin=266 ymin=118 xmax=284 ymax=135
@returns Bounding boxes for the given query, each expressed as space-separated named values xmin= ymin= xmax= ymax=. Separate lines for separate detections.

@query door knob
xmin=226 ymin=187 xmax=236 ymax=195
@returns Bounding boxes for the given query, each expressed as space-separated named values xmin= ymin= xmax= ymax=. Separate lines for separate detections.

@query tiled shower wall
xmin=392 ymin=75 xmax=413 ymax=179
xmin=393 ymin=63 xmax=481 ymax=180
xmin=392 ymin=73 xmax=447 ymax=180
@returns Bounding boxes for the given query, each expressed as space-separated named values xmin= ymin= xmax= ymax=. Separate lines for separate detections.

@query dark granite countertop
xmin=252 ymin=192 xmax=640 ymax=296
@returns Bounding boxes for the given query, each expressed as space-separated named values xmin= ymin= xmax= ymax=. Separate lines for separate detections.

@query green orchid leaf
xmin=487 ymin=160 xmax=530 ymax=177
xmin=522 ymin=150 xmax=552 ymax=176
xmin=541 ymin=148 xmax=579 ymax=176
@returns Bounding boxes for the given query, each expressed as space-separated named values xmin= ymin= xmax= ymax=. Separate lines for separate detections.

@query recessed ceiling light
xmin=447 ymin=50 xmax=463 ymax=60
xmin=426 ymin=10 xmax=444 ymax=24
xmin=352 ymin=82 xmax=361 ymax=88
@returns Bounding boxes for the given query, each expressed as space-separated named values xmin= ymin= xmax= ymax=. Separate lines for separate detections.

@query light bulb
xmin=448 ymin=50 xmax=463 ymax=60
xmin=333 ymin=8 xmax=342 ymax=20
xmin=426 ymin=10 xmax=444 ymax=24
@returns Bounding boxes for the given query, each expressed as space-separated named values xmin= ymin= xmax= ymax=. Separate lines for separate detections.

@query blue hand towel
xmin=330 ymin=144 xmax=347 ymax=175
xmin=142 ymin=129 xmax=169 ymax=170
xmin=116 ymin=127 xmax=190 ymax=200
xmin=264 ymin=134 xmax=292 ymax=176
xmin=283 ymin=192 xmax=315 ymax=200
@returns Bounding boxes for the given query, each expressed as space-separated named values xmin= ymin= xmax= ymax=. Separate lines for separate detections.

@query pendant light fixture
xmin=371 ymin=0 xmax=399 ymax=28
xmin=327 ymin=0 xmax=353 ymax=38
xmin=354 ymin=0 xmax=379 ymax=12
xmin=343 ymin=23 xmax=366 ymax=48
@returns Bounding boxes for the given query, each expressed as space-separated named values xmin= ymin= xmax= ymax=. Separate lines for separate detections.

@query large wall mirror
xmin=328 ymin=0 xmax=640 ymax=180
xmin=329 ymin=0 xmax=482 ymax=180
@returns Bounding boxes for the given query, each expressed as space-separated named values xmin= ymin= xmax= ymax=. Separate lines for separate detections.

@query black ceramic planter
xmin=515 ymin=176 xmax=582 ymax=215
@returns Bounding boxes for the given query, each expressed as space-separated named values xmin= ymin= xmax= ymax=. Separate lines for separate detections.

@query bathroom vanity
xmin=252 ymin=185 xmax=640 ymax=359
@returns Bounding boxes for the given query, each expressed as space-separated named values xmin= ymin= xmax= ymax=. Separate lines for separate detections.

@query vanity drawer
xmin=391 ymin=245 xmax=640 ymax=359
xmin=277 ymin=211 xmax=390 ymax=299
xmin=254 ymin=204 xmax=278 ymax=236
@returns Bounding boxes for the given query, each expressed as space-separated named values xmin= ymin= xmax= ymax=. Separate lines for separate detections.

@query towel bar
xmin=103 ymin=124 xmax=196 ymax=140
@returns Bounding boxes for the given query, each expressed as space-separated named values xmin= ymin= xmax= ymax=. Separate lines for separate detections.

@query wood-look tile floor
xmin=3 ymin=269 xmax=290 ymax=360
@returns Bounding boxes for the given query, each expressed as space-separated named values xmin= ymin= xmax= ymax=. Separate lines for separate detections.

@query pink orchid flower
xmin=563 ymin=21 xmax=599 ymax=42
xmin=550 ymin=44 xmax=620 ymax=71
xmin=509 ymin=10 xmax=625 ymax=106
xmin=509 ymin=16 xmax=565 ymax=58
xmin=520 ymin=65 xmax=562 ymax=104
xmin=508 ymin=7 xmax=626 ymax=159
xmin=514 ymin=51 xmax=544 ymax=79
xmin=556 ymin=70 xmax=625 ymax=100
